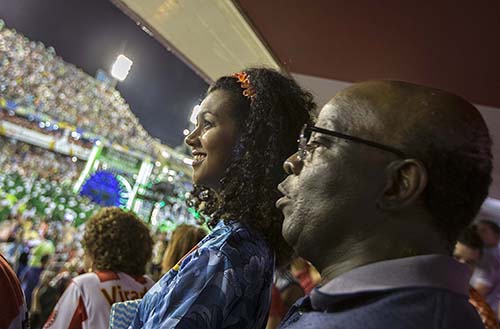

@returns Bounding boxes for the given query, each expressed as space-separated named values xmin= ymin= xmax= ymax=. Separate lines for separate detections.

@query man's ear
xmin=377 ymin=159 xmax=428 ymax=210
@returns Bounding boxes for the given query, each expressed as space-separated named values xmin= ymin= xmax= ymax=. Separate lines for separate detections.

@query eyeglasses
xmin=298 ymin=124 xmax=407 ymax=161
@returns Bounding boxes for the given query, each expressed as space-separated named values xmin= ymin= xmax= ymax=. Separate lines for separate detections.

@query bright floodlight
xmin=111 ymin=54 xmax=133 ymax=81
xmin=190 ymin=105 xmax=201 ymax=124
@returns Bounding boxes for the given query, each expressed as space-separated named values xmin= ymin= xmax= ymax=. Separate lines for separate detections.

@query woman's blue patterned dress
xmin=129 ymin=220 xmax=275 ymax=329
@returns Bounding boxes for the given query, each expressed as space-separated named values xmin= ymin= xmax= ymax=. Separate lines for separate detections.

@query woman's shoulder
xmin=203 ymin=220 xmax=268 ymax=247
xmin=197 ymin=220 xmax=273 ymax=269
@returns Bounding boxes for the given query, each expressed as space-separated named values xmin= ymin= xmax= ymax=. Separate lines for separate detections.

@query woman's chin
xmin=193 ymin=178 xmax=220 ymax=191
xmin=192 ymin=174 xmax=210 ymax=189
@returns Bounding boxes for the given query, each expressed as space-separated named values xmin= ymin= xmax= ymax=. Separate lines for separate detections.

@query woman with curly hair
xmin=127 ymin=67 xmax=315 ymax=329
xmin=44 ymin=207 xmax=154 ymax=329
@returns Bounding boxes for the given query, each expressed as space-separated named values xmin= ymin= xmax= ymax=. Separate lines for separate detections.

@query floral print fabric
xmin=129 ymin=220 xmax=274 ymax=329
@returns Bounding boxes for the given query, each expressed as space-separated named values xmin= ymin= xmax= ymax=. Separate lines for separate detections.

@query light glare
xmin=190 ymin=105 xmax=201 ymax=124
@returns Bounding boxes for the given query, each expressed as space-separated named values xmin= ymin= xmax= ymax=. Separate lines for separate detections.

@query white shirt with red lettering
xmin=44 ymin=271 xmax=154 ymax=329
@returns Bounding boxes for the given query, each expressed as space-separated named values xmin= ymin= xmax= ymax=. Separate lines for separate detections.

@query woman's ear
xmin=377 ymin=159 xmax=428 ymax=210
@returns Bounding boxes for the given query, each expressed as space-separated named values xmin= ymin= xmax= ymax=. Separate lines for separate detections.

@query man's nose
xmin=283 ymin=152 xmax=304 ymax=175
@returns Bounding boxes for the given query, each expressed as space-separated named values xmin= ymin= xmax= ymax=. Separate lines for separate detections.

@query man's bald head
xmin=328 ymin=81 xmax=487 ymax=149
xmin=327 ymin=80 xmax=492 ymax=246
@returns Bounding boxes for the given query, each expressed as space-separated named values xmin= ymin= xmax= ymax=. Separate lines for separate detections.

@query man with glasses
xmin=276 ymin=80 xmax=491 ymax=328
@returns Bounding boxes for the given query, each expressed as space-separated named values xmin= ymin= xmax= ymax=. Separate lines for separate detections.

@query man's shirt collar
xmin=311 ymin=254 xmax=470 ymax=311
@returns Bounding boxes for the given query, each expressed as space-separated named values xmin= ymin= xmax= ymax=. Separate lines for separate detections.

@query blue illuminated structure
xmin=80 ymin=170 xmax=127 ymax=207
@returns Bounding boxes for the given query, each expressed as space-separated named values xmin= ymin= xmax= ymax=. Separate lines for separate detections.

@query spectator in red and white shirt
xmin=44 ymin=208 xmax=154 ymax=329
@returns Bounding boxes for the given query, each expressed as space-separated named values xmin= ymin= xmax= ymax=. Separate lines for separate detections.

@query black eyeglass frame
xmin=298 ymin=124 xmax=407 ymax=160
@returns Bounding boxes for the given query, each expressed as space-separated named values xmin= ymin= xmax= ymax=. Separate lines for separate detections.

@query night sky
xmin=0 ymin=0 xmax=209 ymax=147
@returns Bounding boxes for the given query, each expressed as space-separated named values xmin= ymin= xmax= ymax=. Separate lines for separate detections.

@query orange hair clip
xmin=233 ymin=72 xmax=256 ymax=100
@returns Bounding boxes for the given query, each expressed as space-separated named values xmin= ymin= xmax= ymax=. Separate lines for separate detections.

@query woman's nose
xmin=184 ymin=127 xmax=199 ymax=147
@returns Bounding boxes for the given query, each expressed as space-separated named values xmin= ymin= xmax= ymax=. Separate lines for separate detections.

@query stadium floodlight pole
xmin=73 ymin=142 xmax=103 ymax=193
xmin=127 ymin=159 xmax=154 ymax=211
xmin=111 ymin=54 xmax=133 ymax=81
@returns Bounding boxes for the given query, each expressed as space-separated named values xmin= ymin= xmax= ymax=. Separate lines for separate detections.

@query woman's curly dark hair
xmin=82 ymin=207 xmax=153 ymax=275
xmin=189 ymin=67 xmax=316 ymax=265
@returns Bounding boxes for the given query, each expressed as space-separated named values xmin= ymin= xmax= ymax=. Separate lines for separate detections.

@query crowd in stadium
xmin=0 ymin=21 xmax=155 ymax=154
xmin=0 ymin=135 xmax=82 ymax=182
xmin=0 ymin=136 xmax=98 ymax=225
